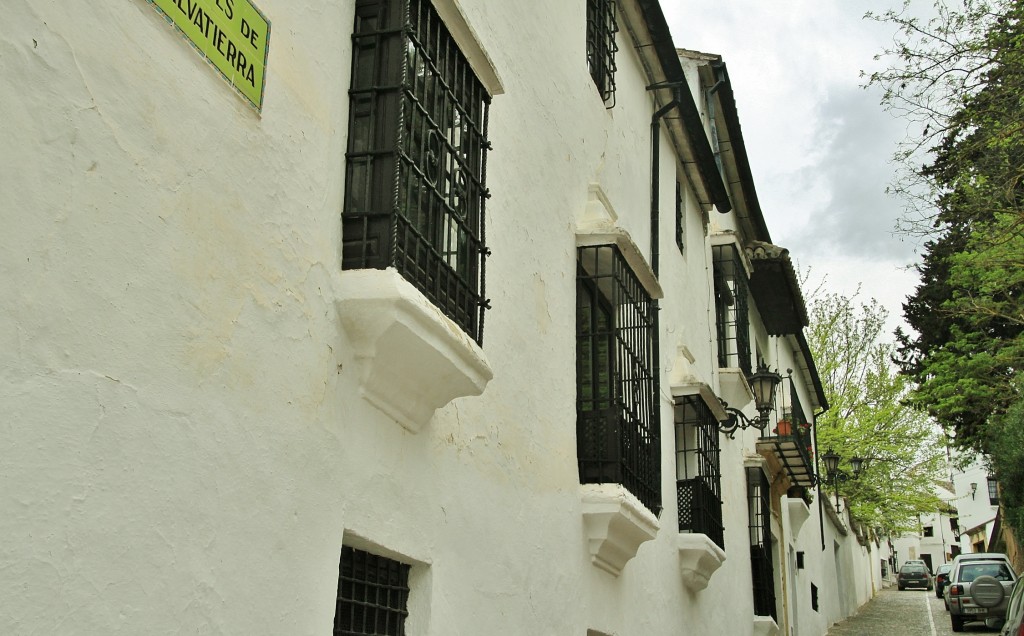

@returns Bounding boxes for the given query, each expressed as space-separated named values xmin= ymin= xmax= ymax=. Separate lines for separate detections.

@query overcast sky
xmin=664 ymin=0 xmax=924 ymax=336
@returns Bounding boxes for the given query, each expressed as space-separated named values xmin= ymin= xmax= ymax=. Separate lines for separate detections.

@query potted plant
xmin=774 ymin=419 xmax=792 ymax=435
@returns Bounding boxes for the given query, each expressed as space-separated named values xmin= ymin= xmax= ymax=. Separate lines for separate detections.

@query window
xmin=923 ymin=525 xmax=934 ymax=537
xmin=713 ymin=244 xmax=751 ymax=374
xmin=811 ymin=583 xmax=819 ymax=612
xmin=747 ymin=467 xmax=776 ymax=620
xmin=676 ymin=395 xmax=723 ymax=549
xmin=988 ymin=476 xmax=999 ymax=505
xmin=576 ymin=245 xmax=661 ymax=515
xmin=344 ymin=0 xmax=492 ymax=343
xmin=586 ymin=0 xmax=617 ymax=106
xmin=335 ymin=546 xmax=411 ymax=636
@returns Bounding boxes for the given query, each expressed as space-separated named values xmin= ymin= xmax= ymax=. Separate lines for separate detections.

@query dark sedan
xmin=936 ymin=563 xmax=953 ymax=598
xmin=898 ymin=563 xmax=933 ymax=590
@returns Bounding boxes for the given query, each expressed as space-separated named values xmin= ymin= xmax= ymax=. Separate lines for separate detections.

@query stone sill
xmin=581 ymin=484 xmax=660 ymax=576
xmin=334 ymin=268 xmax=493 ymax=432
xmin=677 ymin=533 xmax=727 ymax=591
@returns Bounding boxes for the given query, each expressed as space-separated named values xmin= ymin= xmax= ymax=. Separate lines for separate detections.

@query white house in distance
xmin=951 ymin=456 xmax=1002 ymax=554
xmin=3 ymin=0 xmax=881 ymax=634
xmin=890 ymin=482 xmax=959 ymax=573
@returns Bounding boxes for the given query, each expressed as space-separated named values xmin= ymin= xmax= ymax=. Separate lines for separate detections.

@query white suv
xmin=946 ymin=553 xmax=1017 ymax=632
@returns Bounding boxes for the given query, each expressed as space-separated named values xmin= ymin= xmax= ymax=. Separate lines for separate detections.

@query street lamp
xmin=718 ymin=362 xmax=783 ymax=438
xmin=821 ymin=448 xmax=864 ymax=513
xmin=970 ymin=482 xmax=978 ymax=500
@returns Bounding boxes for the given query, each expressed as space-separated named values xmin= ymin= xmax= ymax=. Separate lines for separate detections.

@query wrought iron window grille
xmin=713 ymin=244 xmax=751 ymax=375
xmin=576 ymin=245 xmax=661 ymax=515
xmin=344 ymin=0 xmax=492 ymax=343
xmin=676 ymin=395 xmax=724 ymax=549
xmin=747 ymin=467 xmax=777 ymax=621
xmin=586 ymin=0 xmax=617 ymax=106
xmin=335 ymin=546 xmax=411 ymax=636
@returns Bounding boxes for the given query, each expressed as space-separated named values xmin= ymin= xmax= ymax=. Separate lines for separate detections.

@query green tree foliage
xmin=807 ymin=290 xmax=944 ymax=533
xmin=988 ymin=395 xmax=1024 ymax=538
xmin=870 ymin=0 xmax=1024 ymax=453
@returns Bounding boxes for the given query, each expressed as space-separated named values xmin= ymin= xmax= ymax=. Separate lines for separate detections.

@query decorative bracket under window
xmin=677 ymin=533 xmax=727 ymax=592
xmin=335 ymin=268 xmax=493 ymax=432
xmin=580 ymin=484 xmax=659 ymax=576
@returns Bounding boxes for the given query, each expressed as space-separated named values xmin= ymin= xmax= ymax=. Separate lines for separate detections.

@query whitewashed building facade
xmin=3 ymin=0 xmax=879 ymax=634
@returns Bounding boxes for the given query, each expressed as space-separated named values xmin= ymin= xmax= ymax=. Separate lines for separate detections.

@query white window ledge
xmin=334 ymin=269 xmax=493 ymax=432
xmin=752 ymin=616 xmax=780 ymax=636
xmin=787 ymin=498 xmax=811 ymax=540
xmin=580 ymin=484 xmax=659 ymax=576
xmin=677 ymin=533 xmax=727 ymax=591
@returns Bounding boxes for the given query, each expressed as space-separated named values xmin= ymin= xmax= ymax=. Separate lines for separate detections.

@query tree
xmin=807 ymin=289 xmax=944 ymax=533
xmin=871 ymin=0 xmax=1024 ymax=453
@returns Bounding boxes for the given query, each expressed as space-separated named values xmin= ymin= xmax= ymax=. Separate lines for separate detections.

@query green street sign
xmin=147 ymin=0 xmax=271 ymax=112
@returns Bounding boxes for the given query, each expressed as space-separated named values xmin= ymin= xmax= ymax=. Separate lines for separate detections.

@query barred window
xmin=676 ymin=395 xmax=724 ymax=549
xmin=586 ymin=0 xmax=617 ymax=106
xmin=335 ymin=546 xmax=411 ymax=636
xmin=576 ymin=245 xmax=661 ymax=515
xmin=713 ymin=244 xmax=751 ymax=375
xmin=344 ymin=0 xmax=491 ymax=343
xmin=747 ymin=467 xmax=776 ymax=620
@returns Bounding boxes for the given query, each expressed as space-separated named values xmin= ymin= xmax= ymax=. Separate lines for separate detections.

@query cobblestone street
xmin=826 ymin=587 xmax=1000 ymax=635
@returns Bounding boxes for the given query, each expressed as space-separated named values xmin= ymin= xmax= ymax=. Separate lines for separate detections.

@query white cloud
xmin=663 ymin=0 xmax=920 ymax=335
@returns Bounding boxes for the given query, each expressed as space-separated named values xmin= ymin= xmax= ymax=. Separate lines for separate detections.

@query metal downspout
xmin=814 ymin=408 xmax=826 ymax=551
xmin=650 ymin=93 xmax=680 ymax=278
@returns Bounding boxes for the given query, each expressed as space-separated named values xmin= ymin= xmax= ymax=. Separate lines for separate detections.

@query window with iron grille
xmin=676 ymin=394 xmax=724 ymax=549
xmin=988 ymin=476 xmax=999 ymax=505
xmin=335 ymin=546 xmax=411 ymax=636
xmin=576 ymin=244 xmax=661 ymax=515
xmin=344 ymin=0 xmax=491 ymax=343
xmin=586 ymin=0 xmax=617 ymax=106
xmin=747 ymin=466 xmax=776 ymax=620
xmin=713 ymin=244 xmax=751 ymax=375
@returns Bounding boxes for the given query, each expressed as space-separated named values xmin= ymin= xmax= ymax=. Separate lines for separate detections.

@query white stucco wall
xmin=2 ymin=1 xmax=880 ymax=634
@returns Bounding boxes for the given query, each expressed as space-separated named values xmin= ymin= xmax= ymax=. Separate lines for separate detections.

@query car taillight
xmin=1018 ymin=623 xmax=1024 ymax=636
xmin=950 ymin=585 xmax=963 ymax=596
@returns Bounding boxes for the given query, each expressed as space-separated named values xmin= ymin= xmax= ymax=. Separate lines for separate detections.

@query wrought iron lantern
xmin=718 ymin=363 xmax=783 ymax=438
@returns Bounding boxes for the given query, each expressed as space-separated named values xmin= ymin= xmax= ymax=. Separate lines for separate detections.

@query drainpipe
xmin=647 ymin=82 xmax=683 ymax=277
xmin=814 ymin=408 xmax=826 ymax=551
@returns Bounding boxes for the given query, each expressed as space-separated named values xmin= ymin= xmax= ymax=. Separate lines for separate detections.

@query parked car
xmin=936 ymin=563 xmax=954 ymax=599
xmin=945 ymin=553 xmax=1017 ymax=610
xmin=999 ymin=578 xmax=1024 ymax=636
xmin=947 ymin=556 xmax=1017 ymax=632
xmin=898 ymin=563 xmax=933 ymax=590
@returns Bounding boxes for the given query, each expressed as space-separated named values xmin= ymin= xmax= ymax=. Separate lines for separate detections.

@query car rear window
xmin=960 ymin=562 xmax=1014 ymax=582
xmin=901 ymin=565 xmax=928 ymax=574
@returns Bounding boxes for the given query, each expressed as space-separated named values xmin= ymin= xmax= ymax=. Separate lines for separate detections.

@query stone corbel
xmin=752 ymin=616 xmax=780 ymax=636
xmin=581 ymin=484 xmax=659 ymax=576
xmin=788 ymin=497 xmax=811 ymax=540
xmin=335 ymin=268 xmax=493 ymax=432
xmin=677 ymin=533 xmax=727 ymax=591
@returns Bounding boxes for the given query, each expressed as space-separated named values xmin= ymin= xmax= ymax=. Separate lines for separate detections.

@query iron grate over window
xmin=713 ymin=244 xmax=751 ymax=375
xmin=335 ymin=546 xmax=411 ymax=636
xmin=576 ymin=244 xmax=661 ymax=515
xmin=675 ymin=395 xmax=724 ymax=549
xmin=747 ymin=467 xmax=776 ymax=621
xmin=586 ymin=0 xmax=617 ymax=106
xmin=344 ymin=0 xmax=491 ymax=343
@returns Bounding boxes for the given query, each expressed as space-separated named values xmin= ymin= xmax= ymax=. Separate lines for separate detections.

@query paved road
xmin=826 ymin=587 xmax=1000 ymax=635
